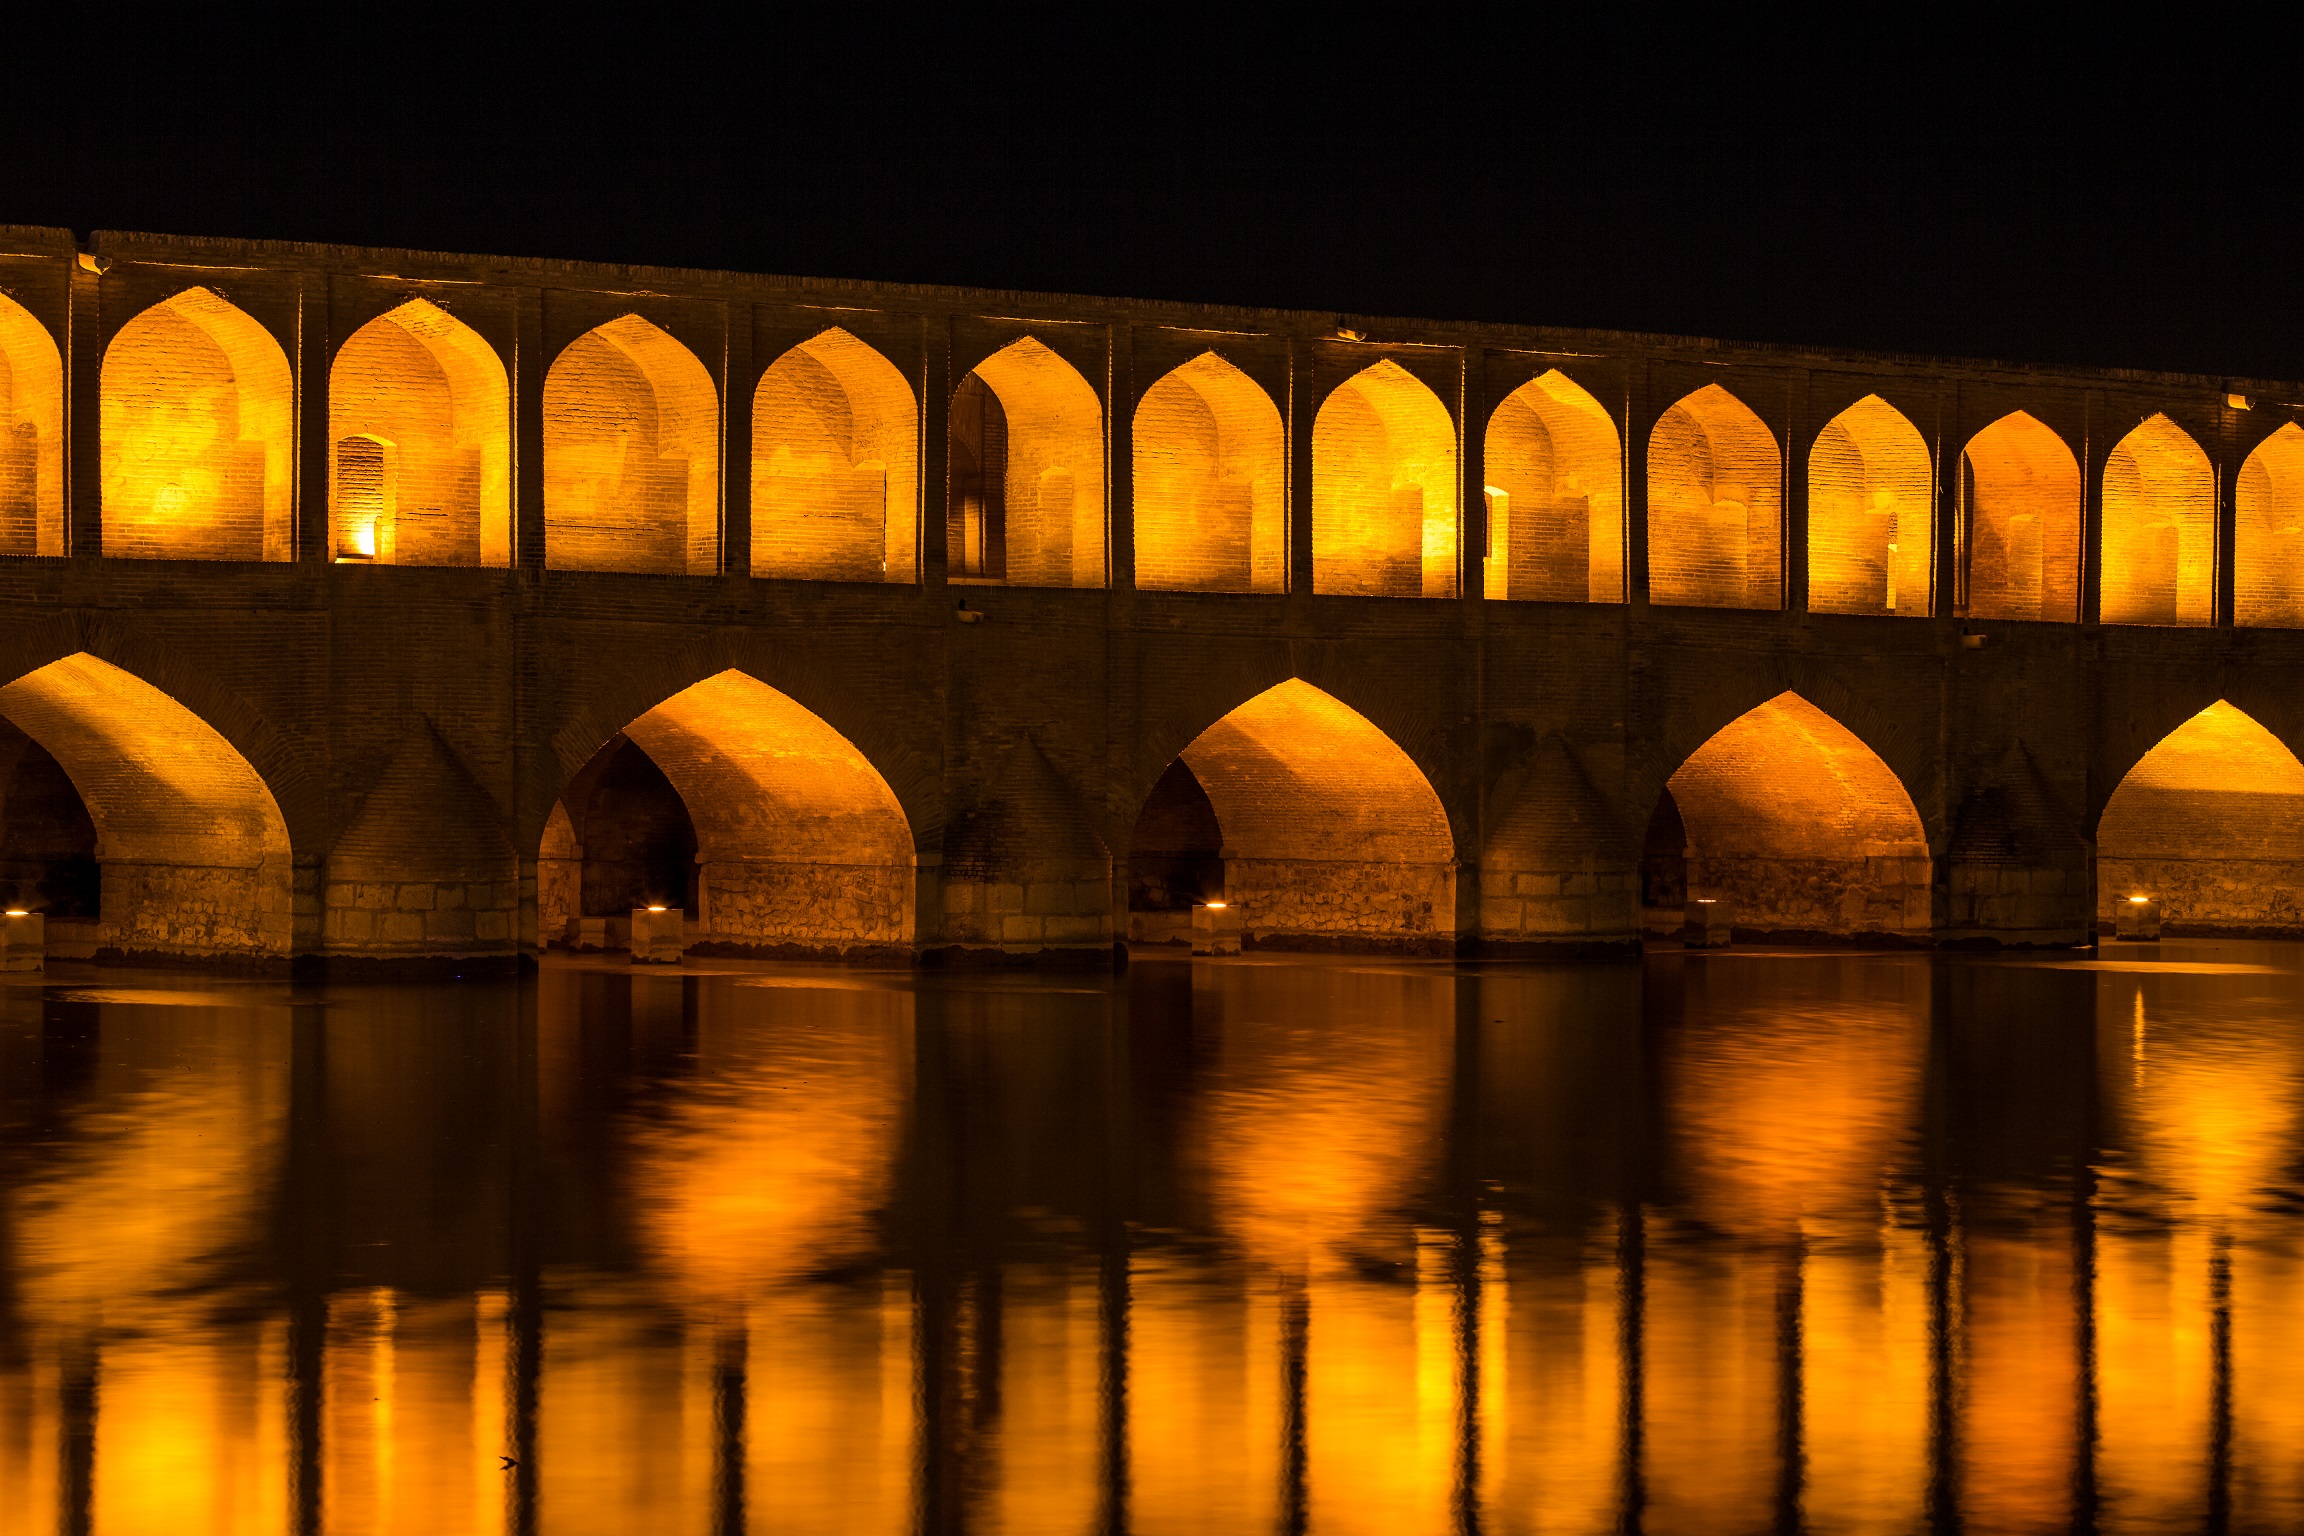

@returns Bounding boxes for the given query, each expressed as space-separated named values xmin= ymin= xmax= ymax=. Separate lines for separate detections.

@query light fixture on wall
xmin=2116 ymin=894 xmax=2161 ymax=941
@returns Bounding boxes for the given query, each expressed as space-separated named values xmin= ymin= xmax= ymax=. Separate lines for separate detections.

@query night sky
xmin=7 ymin=14 xmax=2297 ymax=380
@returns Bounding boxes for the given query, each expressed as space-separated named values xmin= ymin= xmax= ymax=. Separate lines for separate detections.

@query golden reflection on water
xmin=6 ymin=950 xmax=2304 ymax=1531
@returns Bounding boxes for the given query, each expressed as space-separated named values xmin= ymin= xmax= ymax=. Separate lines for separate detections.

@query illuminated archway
xmin=752 ymin=327 xmax=918 ymax=582
xmin=2098 ymin=701 xmax=2304 ymax=933
xmin=544 ymin=315 xmax=720 ymax=574
xmin=1312 ymin=360 xmax=1458 ymax=597
xmin=1808 ymin=395 xmax=1932 ymax=616
xmin=1127 ymin=679 xmax=1455 ymax=948
xmin=1647 ymin=384 xmax=1781 ymax=610
xmin=946 ymin=337 xmax=1105 ymax=587
xmin=328 ymin=299 xmax=510 ymax=567
xmin=1959 ymin=411 xmax=2079 ymax=621
xmin=2236 ymin=423 xmax=2304 ymax=627
xmin=2101 ymin=414 xmax=2213 ymax=627
xmin=1483 ymin=369 xmax=1623 ymax=602
xmin=1133 ymin=352 xmax=1285 ymax=593
xmin=0 ymin=652 xmax=292 ymax=957
xmin=539 ymin=670 xmax=913 ymax=954
xmin=0 ymin=291 xmax=63 ymax=557
xmin=1648 ymin=692 xmax=1929 ymax=938
xmin=101 ymin=288 xmax=293 ymax=562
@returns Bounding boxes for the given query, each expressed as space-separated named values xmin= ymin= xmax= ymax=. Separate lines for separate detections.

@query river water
xmin=2 ymin=944 xmax=2300 ymax=1534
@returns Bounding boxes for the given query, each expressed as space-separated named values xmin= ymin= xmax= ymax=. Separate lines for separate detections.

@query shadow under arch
xmin=544 ymin=314 xmax=720 ymax=575
xmin=1133 ymin=351 xmax=1286 ymax=593
xmin=102 ymin=287 xmax=294 ymax=562
xmin=752 ymin=326 xmax=919 ymax=583
xmin=1312 ymin=359 xmax=1458 ymax=597
xmin=538 ymin=669 xmax=915 ymax=956
xmin=0 ymin=289 xmax=63 ymax=556
xmin=2097 ymin=700 xmax=2304 ymax=934
xmin=329 ymin=298 xmax=510 ymax=566
xmin=1643 ymin=691 xmax=1930 ymax=940
xmin=0 ymin=652 xmax=293 ymax=958
xmin=1126 ymin=678 xmax=1457 ymax=951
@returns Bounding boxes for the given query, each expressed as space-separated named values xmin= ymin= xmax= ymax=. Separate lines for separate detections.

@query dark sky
xmin=7 ymin=13 xmax=2297 ymax=379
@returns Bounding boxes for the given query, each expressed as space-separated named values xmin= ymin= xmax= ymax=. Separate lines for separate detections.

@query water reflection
xmin=1 ymin=947 xmax=2304 ymax=1531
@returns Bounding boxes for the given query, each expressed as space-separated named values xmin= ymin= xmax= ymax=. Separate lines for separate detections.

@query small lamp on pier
xmin=2116 ymin=894 xmax=2161 ymax=941
xmin=1682 ymin=895 xmax=1733 ymax=949
xmin=631 ymin=904 xmax=686 ymax=964
xmin=0 ymin=909 xmax=44 ymax=972
xmin=1191 ymin=899 xmax=1242 ymax=957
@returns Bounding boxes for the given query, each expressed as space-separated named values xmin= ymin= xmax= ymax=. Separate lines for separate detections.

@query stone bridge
xmin=0 ymin=224 xmax=2296 ymax=967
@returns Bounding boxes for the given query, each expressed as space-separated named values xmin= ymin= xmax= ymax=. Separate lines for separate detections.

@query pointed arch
xmin=1483 ymin=369 xmax=1623 ymax=602
xmin=947 ymin=336 xmax=1105 ymax=588
xmin=1133 ymin=352 xmax=1285 ymax=593
xmin=101 ymin=287 xmax=293 ymax=562
xmin=1808 ymin=395 xmax=1932 ymax=616
xmin=329 ymin=299 xmax=510 ymax=567
xmin=1312 ymin=360 xmax=1458 ymax=597
xmin=1127 ymin=678 xmax=1455 ymax=948
xmin=2236 ymin=423 xmax=2304 ymax=627
xmin=752 ymin=327 xmax=918 ymax=583
xmin=0 ymin=292 xmax=62 ymax=557
xmin=2098 ymin=701 xmax=2304 ymax=933
xmin=1656 ymin=691 xmax=1929 ymax=938
xmin=544 ymin=315 xmax=720 ymax=575
xmin=0 ymin=652 xmax=292 ymax=957
xmin=1647 ymin=383 xmax=1782 ymax=610
xmin=540 ymin=670 xmax=914 ymax=954
xmin=2101 ymin=413 xmax=2213 ymax=627
xmin=1959 ymin=411 xmax=2079 ymax=621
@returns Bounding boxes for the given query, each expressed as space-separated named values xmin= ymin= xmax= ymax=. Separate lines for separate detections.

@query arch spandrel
xmin=2236 ymin=422 xmax=2304 ymax=628
xmin=329 ymin=298 xmax=511 ymax=567
xmin=101 ymin=287 xmax=295 ymax=563
xmin=1312 ymin=359 xmax=1459 ymax=598
xmin=0 ymin=291 xmax=64 ymax=557
xmin=1807 ymin=394 xmax=1932 ymax=617
xmin=2100 ymin=413 xmax=2214 ymax=628
xmin=544 ymin=314 xmax=721 ymax=576
xmin=1483 ymin=369 xmax=1624 ymax=603
xmin=752 ymin=327 xmax=919 ymax=583
xmin=1133 ymin=352 xmax=1286 ymax=594
xmin=1647 ymin=383 xmax=1783 ymax=611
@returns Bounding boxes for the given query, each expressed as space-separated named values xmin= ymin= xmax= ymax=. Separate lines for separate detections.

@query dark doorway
xmin=948 ymin=373 xmax=1008 ymax=579
xmin=559 ymin=734 xmax=699 ymax=917
xmin=1640 ymin=784 xmax=1688 ymax=926
xmin=1126 ymin=758 xmax=1224 ymax=939
xmin=0 ymin=721 xmax=98 ymax=917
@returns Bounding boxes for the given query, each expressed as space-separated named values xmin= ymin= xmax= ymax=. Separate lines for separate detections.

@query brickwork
xmin=751 ymin=328 xmax=918 ymax=583
xmin=1961 ymin=412 xmax=2079 ymax=622
xmin=1809 ymin=395 xmax=1932 ymax=617
xmin=101 ymin=288 xmax=293 ymax=562
xmin=2236 ymin=424 xmax=2304 ymax=627
xmin=1133 ymin=353 xmax=1285 ymax=593
xmin=543 ymin=315 xmax=719 ymax=575
xmin=1312 ymin=360 xmax=1458 ymax=597
xmin=1648 ymin=384 xmax=1781 ymax=610
xmin=0 ymin=226 xmax=2292 ymax=965
xmin=2097 ymin=702 xmax=2304 ymax=933
xmin=1482 ymin=370 xmax=1622 ymax=603
xmin=0 ymin=292 xmax=62 ymax=557
xmin=2100 ymin=414 xmax=2214 ymax=627
xmin=328 ymin=299 xmax=509 ymax=567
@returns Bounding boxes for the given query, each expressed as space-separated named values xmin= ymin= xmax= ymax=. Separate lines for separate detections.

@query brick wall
xmin=1808 ymin=395 xmax=1933 ymax=617
xmin=1482 ymin=370 xmax=1623 ymax=604
xmin=751 ymin=328 xmax=918 ymax=583
xmin=102 ymin=288 xmax=293 ymax=562
xmin=1961 ymin=412 xmax=2080 ymax=622
xmin=2097 ymin=702 xmax=2304 ymax=933
xmin=963 ymin=338 xmax=1105 ymax=589
xmin=0 ymin=292 xmax=62 ymax=557
xmin=328 ymin=299 xmax=509 ymax=567
xmin=543 ymin=316 xmax=718 ymax=575
xmin=1134 ymin=353 xmax=1285 ymax=594
xmin=1312 ymin=361 xmax=1457 ymax=598
xmin=2236 ymin=424 xmax=2304 ymax=627
xmin=1648 ymin=384 xmax=1781 ymax=611
xmin=2100 ymin=414 xmax=2213 ymax=627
